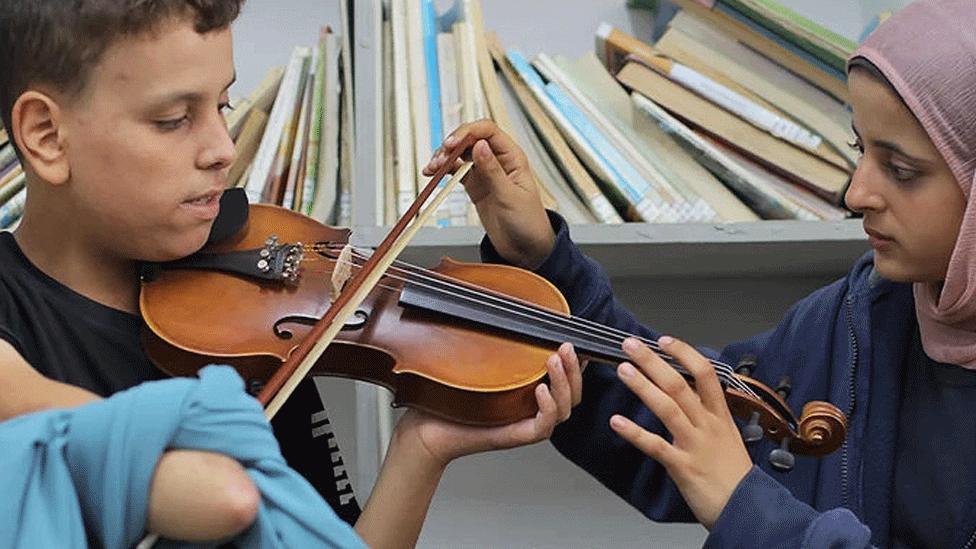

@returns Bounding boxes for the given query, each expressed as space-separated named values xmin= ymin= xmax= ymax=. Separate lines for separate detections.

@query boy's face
xmin=58 ymin=18 xmax=236 ymax=262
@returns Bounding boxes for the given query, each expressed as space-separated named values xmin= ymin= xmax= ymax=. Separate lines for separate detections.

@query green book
xmin=627 ymin=0 xmax=658 ymax=9
xmin=721 ymin=0 xmax=856 ymax=73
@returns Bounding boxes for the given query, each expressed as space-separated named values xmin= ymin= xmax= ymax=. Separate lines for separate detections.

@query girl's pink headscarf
xmin=851 ymin=0 xmax=976 ymax=368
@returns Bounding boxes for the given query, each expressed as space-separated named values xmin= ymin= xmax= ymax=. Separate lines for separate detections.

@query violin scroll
xmin=725 ymin=374 xmax=847 ymax=467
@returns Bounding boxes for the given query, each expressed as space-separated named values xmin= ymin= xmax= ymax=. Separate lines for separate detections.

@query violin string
xmin=300 ymin=245 xmax=754 ymax=396
xmin=303 ymin=257 xmax=755 ymax=398
xmin=299 ymin=245 xmax=757 ymax=397
xmin=303 ymin=244 xmax=734 ymax=374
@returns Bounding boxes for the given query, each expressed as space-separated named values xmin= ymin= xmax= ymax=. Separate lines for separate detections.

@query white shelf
xmin=350 ymin=218 xmax=869 ymax=278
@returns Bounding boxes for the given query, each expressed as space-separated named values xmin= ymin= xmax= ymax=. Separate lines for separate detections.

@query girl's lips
xmin=864 ymin=227 xmax=895 ymax=250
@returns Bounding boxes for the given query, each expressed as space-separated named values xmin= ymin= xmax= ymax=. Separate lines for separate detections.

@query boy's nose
xmin=199 ymin=116 xmax=237 ymax=172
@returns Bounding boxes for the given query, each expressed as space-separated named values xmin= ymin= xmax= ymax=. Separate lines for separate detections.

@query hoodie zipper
xmin=841 ymin=295 xmax=859 ymax=509
xmin=964 ymin=527 xmax=976 ymax=549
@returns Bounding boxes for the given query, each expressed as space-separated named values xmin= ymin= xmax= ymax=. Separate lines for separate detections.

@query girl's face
xmin=844 ymin=69 xmax=967 ymax=283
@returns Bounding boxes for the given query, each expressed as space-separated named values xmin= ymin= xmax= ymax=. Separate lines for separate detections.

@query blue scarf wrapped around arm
xmin=0 ymin=365 xmax=366 ymax=549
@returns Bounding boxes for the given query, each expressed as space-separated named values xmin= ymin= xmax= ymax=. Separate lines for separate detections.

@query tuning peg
xmin=769 ymin=437 xmax=795 ymax=472
xmin=735 ymin=354 xmax=757 ymax=377
xmin=741 ymin=411 xmax=763 ymax=443
xmin=775 ymin=376 xmax=792 ymax=400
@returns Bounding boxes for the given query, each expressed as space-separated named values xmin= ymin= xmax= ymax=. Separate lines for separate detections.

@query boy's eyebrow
xmin=147 ymin=73 xmax=237 ymax=109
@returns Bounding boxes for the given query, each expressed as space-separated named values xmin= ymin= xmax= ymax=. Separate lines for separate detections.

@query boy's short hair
xmin=0 ymin=0 xmax=245 ymax=145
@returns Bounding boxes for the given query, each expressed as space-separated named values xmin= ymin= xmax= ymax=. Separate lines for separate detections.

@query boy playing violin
xmin=0 ymin=0 xmax=583 ymax=546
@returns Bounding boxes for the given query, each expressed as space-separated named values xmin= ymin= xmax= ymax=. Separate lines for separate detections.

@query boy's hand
xmin=422 ymin=120 xmax=555 ymax=270
xmin=609 ymin=336 xmax=753 ymax=530
xmin=393 ymin=342 xmax=582 ymax=467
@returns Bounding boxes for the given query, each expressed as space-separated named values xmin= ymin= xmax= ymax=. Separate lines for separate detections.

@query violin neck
xmin=398 ymin=280 xmax=682 ymax=376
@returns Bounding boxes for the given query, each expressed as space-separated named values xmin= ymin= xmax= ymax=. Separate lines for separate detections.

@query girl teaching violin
xmin=427 ymin=0 xmax=976 ymax=546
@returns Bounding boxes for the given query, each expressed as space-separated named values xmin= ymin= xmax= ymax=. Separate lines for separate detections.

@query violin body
xmin=141 ymin=203 xmax=564 ymax=425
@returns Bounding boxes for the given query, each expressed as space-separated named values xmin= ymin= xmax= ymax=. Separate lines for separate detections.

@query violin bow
xmin=257 ymin=138 xmax=475 ymax=419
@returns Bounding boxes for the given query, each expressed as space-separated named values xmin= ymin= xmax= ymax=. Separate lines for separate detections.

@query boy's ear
xmin=11 ymin=90 xmax=70 ymax=185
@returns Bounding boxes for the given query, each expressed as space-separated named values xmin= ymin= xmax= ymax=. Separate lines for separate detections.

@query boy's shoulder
xmin=0 ymin=231 xmax=28 ymax=350
xmin=0 ymin=231 xmax=162 ymax=395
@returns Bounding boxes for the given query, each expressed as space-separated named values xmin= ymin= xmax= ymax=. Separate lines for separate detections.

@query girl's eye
xmin=219 ymin=101 xmax=235 ymax=115
xmin=887 ymin=163 xmax=919 ymax=182
xmin=155 ymin=115 xmax=189 ymax=131
xmin=847 ymin=138 xmax=864 ymax=154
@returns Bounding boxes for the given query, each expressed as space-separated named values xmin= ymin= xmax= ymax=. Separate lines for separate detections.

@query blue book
xmin=544 ymin=83 xmax=648 ymax=204
xmin=421 ymin=0 xmax=443 ymax=149
xmin=0 ymin=187 xmax=26 ymax=228
xmin=506 ymin=50 xmax=667 ymax=221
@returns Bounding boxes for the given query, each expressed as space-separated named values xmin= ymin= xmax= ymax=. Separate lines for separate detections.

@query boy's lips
xmin=181 ymin=188 xmax=223 ymax=220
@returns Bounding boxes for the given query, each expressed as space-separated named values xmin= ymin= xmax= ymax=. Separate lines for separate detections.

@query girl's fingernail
xmin=658 ymin=335 xmax=674 ymax=346
xmin=444 ymin=134 xmax=458 ymax=147
xmin=610 ymin=415 xmax=627 ymax=429
xmin=622 ymin=338 xmax=641 ymax=352
xmin=618 ymin=363 xmax=636 ymax=378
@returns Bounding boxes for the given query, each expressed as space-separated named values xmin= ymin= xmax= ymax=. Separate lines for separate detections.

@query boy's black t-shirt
xmin=0 ymin=230 xmax=361 ymax=524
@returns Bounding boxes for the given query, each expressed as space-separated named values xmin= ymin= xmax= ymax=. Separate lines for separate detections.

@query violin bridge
xmin=330 ymin=244 xmax=355 ymax=302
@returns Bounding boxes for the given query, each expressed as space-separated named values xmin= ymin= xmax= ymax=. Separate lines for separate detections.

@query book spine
xmin=282 ymin=56 xmax=316 ymax=210
xmin=507 ymin=50 xmax=646 ymax=221
xmin=244 ymin=47 xmax=310 ymax=203
xmin=0 ymin=184 xmax=26 ymax=228
xmin=535 ymin=53 xmax=718 ymax=222
xmin=422 ymin=0 xmax=443 ymax=148
xmin=390 ymin=1 xmax=416 ymax=218
xmin=489 ymin=38 xmax=621 ymax=224
xmin=544 ymin=81 xmax=670 ymax=222
xmin=714 ymin=3 xmax=846 ymax=79
xmin=632 ymin=93 xmax=812 ymax=220
xmin=302 ymin=34 xmax=328 ymax=216
xmin=666 ymin=62 xmax=822 ymax=150
xmin=0 ymin=168 xmax=25 ymax=204
xmin=721 ymin=0 xmax=854 ymax=71
xmin=0 ymin=144 xmax=15 ymax=169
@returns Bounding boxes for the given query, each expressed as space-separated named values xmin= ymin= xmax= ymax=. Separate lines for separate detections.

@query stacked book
xmin=0 ymin=128 xmax=24 ymax=230
xmin=366 ymin=0 xmax=860 ymax=225
xmin=0 ymin=0 xmax=867 ymax=231
xmin=230 ymin=22 xmax=353 ymax=226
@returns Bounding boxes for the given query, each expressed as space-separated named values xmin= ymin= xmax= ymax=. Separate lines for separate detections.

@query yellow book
xmin=228 ymin=110 xmax=269 ymax=188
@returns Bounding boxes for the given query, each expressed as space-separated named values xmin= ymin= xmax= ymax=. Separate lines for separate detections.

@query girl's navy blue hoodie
xmin=482 ymin=213 xmax=976 ymax=548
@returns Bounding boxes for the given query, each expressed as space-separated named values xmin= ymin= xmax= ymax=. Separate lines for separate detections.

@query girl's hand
xmin=610 ymin=336 xmax=752 ymax=529
xmin=423 ymin=120 xmax=554 ymax=270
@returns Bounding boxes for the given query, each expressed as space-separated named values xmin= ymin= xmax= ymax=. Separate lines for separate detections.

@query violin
xmin=139 ymin=144 xmax=846 ymax=470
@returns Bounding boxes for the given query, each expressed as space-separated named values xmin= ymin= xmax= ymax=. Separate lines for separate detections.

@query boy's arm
xmin=355 ymin=345 xmax=581 ymax=549
xmin=0 ymin=339 xmax=258 ymax=541
xmin=352 ymin=426 xmax=446 ymax=548
xmin=0 ymin=339 xmax=98 ymax=418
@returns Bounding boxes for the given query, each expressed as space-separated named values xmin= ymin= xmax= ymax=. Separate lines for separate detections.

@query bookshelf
xmin=352 ymin=218 xmax=868 ymax=278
